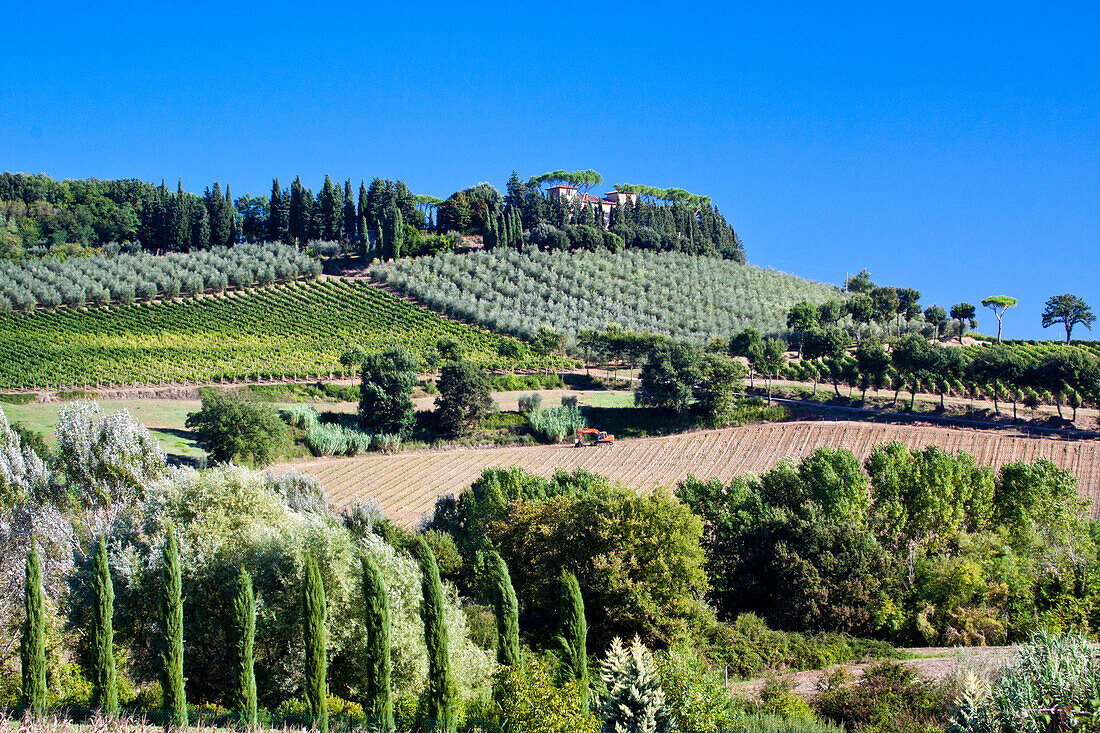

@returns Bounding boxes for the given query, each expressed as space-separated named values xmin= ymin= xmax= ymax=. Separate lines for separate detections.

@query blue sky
xmin=2 ymin=2 xmax=1098 ymax=339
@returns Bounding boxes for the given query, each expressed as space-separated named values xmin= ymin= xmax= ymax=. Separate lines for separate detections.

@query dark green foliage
xmin=635 ymin=341 xmax=702 ymax=413
xmin=695 ymin=352 xmax=747 ymax=424
xmin=230 ymin=568 xmax=257 ymax=726
xmin=185 ymin=389 xmax=288 ymax=466
xmin=21 ymin=542 xmax=46 ymax=715
xmin=489 ymin=552 xmax=519 ymax=666
xmin=435 ymin=359 xmax=493 ymax=437
xmin=91 ymin=535 xmax=118 ymax=716
xmin=416 ymin=538 xmax=456 ymax=732
xmin=361 ymin=556 xmax=394 ymax=731
xmin=161 ymin=523 xmax=187 ymax=727
xmin=11 ymin=421 xmax=49 ymax=461
xmin=1042 ymin=293 xmax=1095 ymax=343
xmin=555 ymin=571 xmax=589 ymax=709
xmin=302 ymin=556 xmax=329 ymax=733
xmin=317 ymin=175 xmax=342 ymax=241
xmin=358 ymin=346 xmax=419 ymax=438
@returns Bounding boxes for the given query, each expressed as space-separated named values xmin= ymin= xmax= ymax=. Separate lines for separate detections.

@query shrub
xmin=185 ymin=389 xmax=288 ymax=466
xmin=816 ymin=661 xmax=950 ymax=733
xmin=517 ymin=393 xmax=542 ymax=414
xmin=949 ymin=631 xmax=1100 ymax=733
xmin=488 ymin=656 xmax=600 ymax=733
xmin=655 ymin=648 xmax=741 ymax=733
xmin=281 ymin=404 xmax=321 ymax=431
xmin=371 ymin=433 xmax=402 ymax=454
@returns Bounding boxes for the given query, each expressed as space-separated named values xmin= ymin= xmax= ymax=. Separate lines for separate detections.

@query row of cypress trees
xmin=19 ymin=531 xmax=583 ymax=733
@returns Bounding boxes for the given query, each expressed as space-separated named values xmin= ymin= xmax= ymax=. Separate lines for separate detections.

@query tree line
xmin=1 ymin=169 xmax=744 ymax=265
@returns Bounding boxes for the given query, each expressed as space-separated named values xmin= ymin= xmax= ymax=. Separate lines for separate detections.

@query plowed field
xmin=284 ymin=421 xmax=1100 ymax=526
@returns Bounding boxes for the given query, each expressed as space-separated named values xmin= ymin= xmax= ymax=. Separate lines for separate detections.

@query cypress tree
xmin=267 ymin=178 xmax=287 ymax=243
xmin=161 ymin=522 xmax=187 ymax=727
xmin=302 ymin=557 xmax=328 ymax=733
xmin=21 ymin=542 xmax=46 ymax=716
xmin=357 ymin=180 xmax=369 ymax=223
xmin=343 ymin=180 xmax=357 ymax=242
xmin=361 ymin=556 xmax=393 ymax=731
xmin=416 ymin=539 xmax=455 ymax=733
xmin=91 ymin=535 xmax=118 ymax=716
xmin=358 ymin=215 xmax=369 ymax=259
xmin=511 ymin=208 xmax=523 ymax=246
xmin=482 ymin=217 xmax=495 ymax=250
xmin=230 ymin=568 xmax=257 ymax=726
xmin=289 ymin=176 xmax=306 ymax=244
xmin=555 ymin=570 xmax=588 ymax=709
xmin=490 ymin=552 xmax=519 ymax=667
xmin=225 ymin=184 xmax=238 ymax=243
xmin=318 ymin=174 xmax=341 ymax=241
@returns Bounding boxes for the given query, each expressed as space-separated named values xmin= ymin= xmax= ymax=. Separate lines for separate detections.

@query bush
xmin=371 ymin=433 xmax=402 ymax=453
xmin=816 ymin=662 xmax=950 ymax=733
xmin=517 ymin=393 xmax=542 ymax=413
xmin=705 ymin=613 xmax=900 ymax=679
xmin=436 ymin=360 xmax=493 ymax=437
xmin=281 ymin=403 xmax=321 ymax=431
xmin=185 ymin=389 xmax=288 ymax=466
xmin=488 ymin=656 xmax=600 ymax=733
xmin=949 ymin=631 xmax=1100 ymax=732
xmin=655 ymin=648 xmax=742 ymax=733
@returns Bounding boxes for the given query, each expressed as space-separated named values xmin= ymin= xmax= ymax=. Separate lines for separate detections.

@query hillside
xmin=373 ymin=248 xmax=842 ymax=342
xmin=288 ymin=420 xmax=1100 ymax=525
xmin=0 ymin=278 xmax=525 ymax=388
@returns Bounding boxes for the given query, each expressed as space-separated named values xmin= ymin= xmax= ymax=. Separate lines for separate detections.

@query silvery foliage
xmin=374 ymin=248 xmax=843 ymax=342
xmin=597 ymin=636 xmax=671 ymax=733
xmin=0 ymin=242 xmax=321 ymax=309
xmin=55 ymin=399 xmax=168 ymax=541
xmin=1 ymin=400 xmax=168 ymax=665
xmin=99 ymin=462 xmax=494 ymax=701
xmin=0 ymin=406 xmax=60 ymax=665
xmin=949 ymin=631 xmax=1100 ymax=733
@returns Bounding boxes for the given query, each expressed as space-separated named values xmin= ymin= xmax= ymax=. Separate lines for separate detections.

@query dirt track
xmin=281 ymin=420 xmax=1100 ymax=526
xmin=735 ymin=646 xmax=1015 ymax=699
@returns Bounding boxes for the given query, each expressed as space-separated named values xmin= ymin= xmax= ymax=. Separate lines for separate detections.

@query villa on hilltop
xmin=546 ymin=185 xmax=639 ymax=220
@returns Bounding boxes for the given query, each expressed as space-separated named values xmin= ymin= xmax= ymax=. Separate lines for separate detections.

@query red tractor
xmin=574 ymin=428 xmax=615 ymax=447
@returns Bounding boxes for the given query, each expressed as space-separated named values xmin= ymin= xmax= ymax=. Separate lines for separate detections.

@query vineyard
xmin=0 ymin=242 xmax=323 ymax=310
xmin=373 ymin=248 xmax=843 ymax=341
xmin=293 ymin=420 xmax=1100 ymax=525
xmin=0 ymin=278 xmax=526 ymax=388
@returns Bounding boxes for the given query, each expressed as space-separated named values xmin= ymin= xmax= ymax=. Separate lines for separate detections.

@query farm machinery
xmin=574 ymin=428 xmax=615 ymax=447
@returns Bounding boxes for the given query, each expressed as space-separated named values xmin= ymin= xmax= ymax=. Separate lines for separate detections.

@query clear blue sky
xmin=3 ymin=2 xmax=1098 ymax=340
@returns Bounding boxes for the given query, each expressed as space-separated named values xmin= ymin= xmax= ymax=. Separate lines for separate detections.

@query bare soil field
xmin=282 ymin=420 xmax=1100 ymax=526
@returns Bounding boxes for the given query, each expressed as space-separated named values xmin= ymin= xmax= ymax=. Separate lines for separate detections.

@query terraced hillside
xmin=289 ymin=421 xmax=1100 ymax=526
xmin=0 ymin=278 xmax=525 ymax=388
xmin=374 ymin=248 xmax=843 ymax=341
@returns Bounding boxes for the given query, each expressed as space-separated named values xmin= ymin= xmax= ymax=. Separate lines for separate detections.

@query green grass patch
xmin=0 ymin=393 xmax=34 ymax=405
